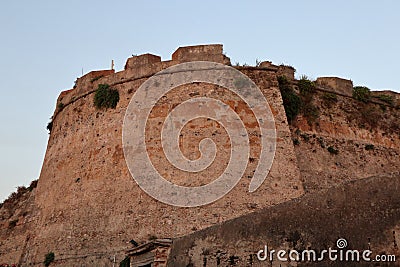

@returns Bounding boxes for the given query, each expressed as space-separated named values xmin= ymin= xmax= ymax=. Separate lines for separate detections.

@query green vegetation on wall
xmin=278 ymin=76 xmax=301 ymax=123
xmin=327 ymin=146 xmax=339 ymax=155
xmin=278 ymin=76 xmax=320 ymax=125
xmin=353 ymin=86 xmax=371 ymax=103
xmin=375 ymin=94 xmax=394 ymax=106
xmin=44 ymin=252 xmax=55 ymax=267
xmin=298 ymin=75 xmax=315 ymax=96
xmin=94 ymin=84 xmax=120 ymax=109
xmin=298 ymin=76 xmax=319 ymax=125
xmin=57 ymin=102 xmax=65 ymax=110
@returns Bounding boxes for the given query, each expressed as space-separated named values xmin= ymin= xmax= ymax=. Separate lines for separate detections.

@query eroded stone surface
xmin=0 ymin=44 xmax=399 ymax=266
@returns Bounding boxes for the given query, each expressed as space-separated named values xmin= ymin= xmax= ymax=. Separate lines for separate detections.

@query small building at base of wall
xmin=126 ymin=239 xmax=172 ymax=267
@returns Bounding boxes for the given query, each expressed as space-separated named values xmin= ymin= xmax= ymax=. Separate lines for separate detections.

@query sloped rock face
xmin=291 ymin=87 xmax=400 ymax=193
xmin=0 ymin=183 xmax=38 ymax=266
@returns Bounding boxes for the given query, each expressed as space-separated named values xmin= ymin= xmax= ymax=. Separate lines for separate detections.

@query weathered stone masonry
xmin=0 ymin=44 xmax=399 ymax=266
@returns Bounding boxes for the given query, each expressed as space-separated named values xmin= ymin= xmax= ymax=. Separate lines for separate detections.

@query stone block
xmin=172 ymin=44 xmax=230 ymax=64
xmin=316 ymin=77 xmax=353 ymax=97
xmin=125 ymin=53 xmax=161 ymax=69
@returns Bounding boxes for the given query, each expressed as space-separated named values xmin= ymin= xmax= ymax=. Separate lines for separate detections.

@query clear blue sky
xmin=1 ymin=0 xmax=399 ymax=201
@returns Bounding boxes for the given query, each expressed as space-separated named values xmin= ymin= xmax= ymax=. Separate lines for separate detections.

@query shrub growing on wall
xmin=278 ymin=76 xmax=301 ymax=123
xmin=298 ymin=75 xmax=316 ymax=97
xmin=298 ymin=76 xmax=319 ymax=125
xmin=353 ymin=86 xmax=371 ymax=103
xmin=94 ymin=84 xmax=120 ymax=109
xmin=44 ymin=252 xmax=55 ymax=267
xmin=278 ymin=75 xmax=322 ymax=125
xmin=327 ymin=146 xmax=339 ymax=155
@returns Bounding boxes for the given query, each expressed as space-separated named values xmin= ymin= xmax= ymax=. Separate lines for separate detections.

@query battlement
xmin=67 ymin=45 xmax=363 ymax=102
xmin=56 ymin=44 xmax=399 ymax=122
xmin=172 ymin=44 xmax=230 ymax=64
xmin=74 ymin=69 xmax=115 ymax=95
xmin=55 ymin=44 xmax=236 ymax=112
xmin=315 ymin=77 xmax=353 ymax=97
xmin=258 ymin=61 xmax=296 ymax=81
xmin=124 ymin=53 xmax=161 ymax=69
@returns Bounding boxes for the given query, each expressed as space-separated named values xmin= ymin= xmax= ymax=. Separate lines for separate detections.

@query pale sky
xmin=1 ymin=0 xmax=399 ymax=201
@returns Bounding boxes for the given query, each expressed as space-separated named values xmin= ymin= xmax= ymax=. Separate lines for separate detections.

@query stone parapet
xmin=316 ymin=77 xmax=353 ymax=97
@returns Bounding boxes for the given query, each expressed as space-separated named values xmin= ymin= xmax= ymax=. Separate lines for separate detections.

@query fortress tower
xmin=28 ymin=44 xmax=303 ymax=265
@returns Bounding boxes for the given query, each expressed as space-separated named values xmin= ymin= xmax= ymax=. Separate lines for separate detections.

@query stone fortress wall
xmin=0 ymin=44 xmax=399 ymax=266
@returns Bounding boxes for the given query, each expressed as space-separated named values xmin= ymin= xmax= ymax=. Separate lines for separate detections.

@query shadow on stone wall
xmin=168 ymin=173 xmax=400 ymax=266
